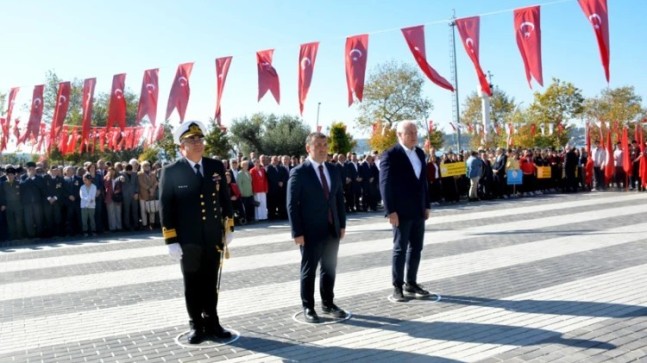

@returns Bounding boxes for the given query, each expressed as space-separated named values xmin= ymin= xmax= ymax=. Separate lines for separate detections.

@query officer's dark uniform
xmin=21 ymin=166 xmax=46 ymax=239
xmin=160 ymin=154 xmax=233 ymax=338
xmin=44 ymin=170 xmax=65 ymax=237
xmin=63 ymin=173 xmax=83 ymax=236
xmin=1 ymin=168 xmax=25 ymax=240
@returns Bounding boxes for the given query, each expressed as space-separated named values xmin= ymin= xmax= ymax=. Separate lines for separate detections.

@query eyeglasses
xmin=183 ymin=137 xmax=204 ymax=145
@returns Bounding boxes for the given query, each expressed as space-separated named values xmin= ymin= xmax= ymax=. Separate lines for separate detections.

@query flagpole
xmin=449 ymin=10 xmax=462 ymax=152
xmin=316 ymin=102 xmax=321 ymax=132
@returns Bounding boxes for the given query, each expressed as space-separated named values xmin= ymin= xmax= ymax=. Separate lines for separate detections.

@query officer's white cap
xmin=173 ymin=120 xmax=206 ymax=145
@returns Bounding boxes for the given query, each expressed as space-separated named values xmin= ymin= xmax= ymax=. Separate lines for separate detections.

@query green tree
xmin=153 ymin=120 xmax=177 ymax=161
xmin=355 ymin=61 xmax=432 ymax=133
xmin=583 ymin=86 xmax=645 ymax=140
xmin=262 ymin=114 xmax=311 ymax=157
xmin=328 ymin=121 xmax=356 ymax=154
xmin=43 ymin=70 xmax=84 ymax=126
xmin=368 ymin=121 xmax=397 ymax=153
xmin=229 ymin=113 xmax=265 ymax=155
xmin=204 ymin=121 xmax=233 ymax=160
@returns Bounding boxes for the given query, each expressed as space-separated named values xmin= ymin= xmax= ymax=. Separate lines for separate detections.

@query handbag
xmin=112 ymin=191 xmax=123 ymax=203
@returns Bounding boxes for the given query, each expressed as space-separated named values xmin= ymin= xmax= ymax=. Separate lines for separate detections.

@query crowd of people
xmin=1 ymin=138 xmax=645 ymax=242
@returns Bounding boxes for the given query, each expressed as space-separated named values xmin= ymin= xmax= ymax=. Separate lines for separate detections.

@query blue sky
xmin=1 ymin=0 xmax=645 ymax=140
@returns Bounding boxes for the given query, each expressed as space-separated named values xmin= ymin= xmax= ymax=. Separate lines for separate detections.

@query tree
xmin=229 ymin=113 xmax=265 ymax=155
xmin=368 ymin=121 xmax=397 ymax=153
xmin=583 ymin=86 xmax=645 ymax=141
xmin=527 ymin=78 xmax=584 ymax=145
xmin=43 ymin=70 xmax=84 ymax=126
xmin=328 ymin=121 xmax=356 ymax=155
xmin=355 ymin=61 xmax=432 ymax=133
xmin=262 ymin=114 xmax=311 ymax=157
xmin=154 ymin=120 xmax=178 ymax=161
xmin=460 ymin=87 xmax=516 ymax=149
xmin=204 ymin=121 xmax=233 ymax=160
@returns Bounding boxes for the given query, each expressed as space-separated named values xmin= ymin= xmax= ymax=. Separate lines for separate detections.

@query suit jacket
xmin=137 ymin=171 xmax=158 ymax=201
xmin=379 ymin=143 xmax=430 ymax=220
xmin=287 ymin=160 xmax=346 ymax=243
xmin=121 ymin=172 xmax=139 ymax=198
xmin=160 ymin=157 xmax=233 ymax=249
xmin=492 ymin=154 xmax=507 ymax=176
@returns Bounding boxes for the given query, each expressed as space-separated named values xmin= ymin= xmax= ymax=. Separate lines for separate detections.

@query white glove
xmin=225 ymin=231 xmax=234 ymax=246
xmin=167 ymin=243 xmax=183 ymax=261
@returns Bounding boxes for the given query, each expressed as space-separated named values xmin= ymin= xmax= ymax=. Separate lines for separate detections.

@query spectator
xmin=80 ymin=173 xmax=97 ymax=237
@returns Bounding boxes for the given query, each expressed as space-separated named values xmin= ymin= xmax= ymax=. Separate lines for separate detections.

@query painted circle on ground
xmin=292 ymin=310 xmax=353 ymax=325
xmin=174 ymin=329 xmax=240 ymax=348
xmin=387 ymin=293 xmax=442 ymax=304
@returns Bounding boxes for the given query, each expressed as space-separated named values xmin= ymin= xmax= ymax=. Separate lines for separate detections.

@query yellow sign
xmin=440 ymin=162 xmax=466 ymax=177
xmin=537 ymin=166 xmax=551 ymax=179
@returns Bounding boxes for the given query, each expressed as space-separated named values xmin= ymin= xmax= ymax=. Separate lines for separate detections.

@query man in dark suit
xmin=492 ymin=147 xmax=507 ymax=198
xmin=21 ymin=161 xmax=46 ymax=239
xmin=160 ymin=120 xmax=234 ymax=344
xmin=287 ymin=132 xmax=347 ymax=323
xmin=265 ymin=156 xmax=281 ymax=220
xmin=62 ymin=166 xmax=83 ymax=236
xmin=379 ymin=121 xmax=431 ymax=302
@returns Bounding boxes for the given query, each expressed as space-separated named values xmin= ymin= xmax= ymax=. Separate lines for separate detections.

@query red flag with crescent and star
xmin=401 ymin=25 xmax=454 ymax=92
xmin=81 ymin=78 xmax=96 ymax=149
xmin=107 ymin=73 xmax=127 ymax=130
xmin=0 ymin=118 xmax=7 ymax=152
xmin=345 ymin=34 xmax=369 ymax=106
xmin=579 ymin=0 xmax=610 ymax=82
xmin=455 ymin=16 xmax=492 ymax=97
xmin=49 ymin=81 xmax=71 ymax=144
xmin=514 ymin=6 xmax=543 ymax=88
xmin=22 ymin=84 xmax=45 ymax=144
xmin=257 ymin=50 xmax=280 ymax=105
xmin=298 ymin=42 xmax=319 ymax=116
xmin=166 ymin=63 xmax=193 ymax=123
xmin=215 ymin=56 xmax=232 ymax=124
xmin=604 ymin=126 xmax=614 ymax=183
xmin=6 ymin=87 xmax=19 ymax=125
xmin=12 ymin=119 xmax=21 ymax=144
xmin=137 ymin=68 xmax=159 ymax=126
xmin=621 ymin=126 xmax=631 ymax=176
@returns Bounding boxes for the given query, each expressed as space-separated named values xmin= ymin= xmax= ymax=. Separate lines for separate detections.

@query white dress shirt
xmin=399 ymin=142 xmax=422 ymax=179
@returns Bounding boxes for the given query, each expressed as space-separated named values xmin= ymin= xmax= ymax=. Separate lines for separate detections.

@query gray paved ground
xmin=1 ymin=191 xmax=646 ymax=362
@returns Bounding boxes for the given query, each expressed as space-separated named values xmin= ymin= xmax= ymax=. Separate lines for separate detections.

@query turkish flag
xmin=108 ymin=73 xmax=127 ymax=130
xmin=298 ymin=42 xmax=319 ymax=115
xmin=22 ymin=84 xmax=45 ymax=144
xmin=514 ymin=6 xmax=543 ymax=88
xmin=6 ymin=87 xmax=19 ymax=124
xmin=621 ymin=126 xmax=631 ymax=176
xmin=81 ymin=78 xmax=96 ymax=149
xmin=345 ymin=34 xmax=369 ymax=106
xmin=0 ymin=118 xmax=7 ymax=152
xmin=215 ymin=56 xmax=232 ymax=124
xmin=137 ymin=68 xmax=159 ymax=126
xmin=579 ymin=0 xmax=610 ymax=82
xmin=257 ymin=50 xmax=280 ymax=104
xmin=50 ymin=81 xmax=71 ymax=143
xmin=69 ymin=127 xmax=81 ymax=155
xmin=166 ymin=62 xmax=193 ymax=122
xmin=428 ymin=119 xmax=434 ymax=133
xmin=58 ymin=127 xmax=68 ymax=154
xmin=13 ymin=119 xmax=21 ymax=143
xmin=604 ymin=127 xmax=614 ymax=183
xmin=455 ymin=16 xmax=492 ymax=97
xmin=401 ymin=25 xmax=454 ymax=92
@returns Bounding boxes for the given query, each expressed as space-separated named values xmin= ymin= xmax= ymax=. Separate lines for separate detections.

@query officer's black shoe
xmin=187 ymin=329 xmax=206 ymax=344
xmin=322 ymin=304 xmax=347 ymax=318
xmin=392 ymin=286 xmax=407 ymax=302
xmin=404 ymin=283 xmax=430 ymax=297
xmin=204 ymin=325 xmax=232 ymax=339
xmin=303 ymin=308 xmax=320 ymax=323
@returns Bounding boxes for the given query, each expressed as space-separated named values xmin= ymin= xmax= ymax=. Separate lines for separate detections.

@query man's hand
xmin=388 ymin=212 xmax=399 ymax=227
xmin=133 ymin=193 xmax=139 ymax=201
xmin=0 ymin=206 xmax=5 ymax=212
xmin=425 ymin=209 xmax=430 ymax=220
xmin=340 ymin=228 xmax=345 ymax=239
xmin=278 ymin=182 xmax=284 ymax=188
xmin=294 ymin=236 xmax=305 ymax=246
xmin=167 ymin=243 xmax=183 ymax=261
xmin=69 ymin=195 xmax=75 ymax=202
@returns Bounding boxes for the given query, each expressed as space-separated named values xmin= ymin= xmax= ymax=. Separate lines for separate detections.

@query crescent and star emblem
xmin=58 ymin=95 xmax=67 ymax=105
xmin=519 ymin=22 xmax=535 ymax=38
xmin=589 ymin=13 xmax=602 ymax=29
xmin=261 ymin=62 xmax=273 ymax=71
xmin=300 ymin=57 xmax=311 ymax=70
xmin=146 ymin=83 xmax=156 ymax=93
xmin=465 ymin=38 xmax=475 ymax=53
xmin=33 ymin=98 xmax=42 ymax=108
xmin=114 ymin=89 xmax=123 ymax=99
xmin=349 ymin=48 xmax=362 ymax=61
xmin=218 ymin=73 xmax=224 ymax=79
xmin=178 ymin=76 xmax=188 ymax=87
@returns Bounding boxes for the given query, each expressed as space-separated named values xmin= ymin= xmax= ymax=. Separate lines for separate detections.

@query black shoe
xmin=404 ymin=283 xmax=430 ymax=297
xmin=322 ymin=304 xmax=347 ymax=318
xmin=187 ymin=329 xmax=206 ymax=344
xmin=204 ymin=324 xmax=232 ymax=339
xmin=303 ymin=307 xmax=320 ymax=323
xmin=392 ymin=286 xmax=406 ymax=302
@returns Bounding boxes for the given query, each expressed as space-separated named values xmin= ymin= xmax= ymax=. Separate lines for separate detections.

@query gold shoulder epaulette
xmin=162 ymin=227 xmax=177 ymax=239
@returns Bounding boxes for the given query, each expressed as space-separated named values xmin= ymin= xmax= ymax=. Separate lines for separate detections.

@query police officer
xmin=44 ymin=166 xmax=65 ymax=237
xmin=20 ymin=161 xmax=46 ymax=239
xmin=2 ymin=166 xmax=26 ymax=240
xmin=160 ymin=120 xmax=234 ymax=344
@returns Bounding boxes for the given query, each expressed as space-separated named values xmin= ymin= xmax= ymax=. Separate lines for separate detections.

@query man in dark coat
xmin=287 ymin=132 xmax=347 ymax=323
xmin=160 ymin=121 xmax=234 ymax=344
xmin=20 ymin=161 xmax=46 ymax=239
xmin=379 ymin=121 xmax=431 ymax=302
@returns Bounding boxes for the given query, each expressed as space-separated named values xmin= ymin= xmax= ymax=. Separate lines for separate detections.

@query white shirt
xmin=399 ymin=142 xmax=422 ymax=179
xmin=308 ymin=157 xmax=331 ymax=190
xmin=80 ymin=183 xmax=97 ymax=209
xmin=185 ymin=158 xmax=203 ymax=175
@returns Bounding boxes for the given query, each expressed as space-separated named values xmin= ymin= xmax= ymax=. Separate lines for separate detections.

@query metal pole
xmin=449 ymin=11 xmax=461 ymax=152
xmin=316 ymin=102 xmax=321 ymax=131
